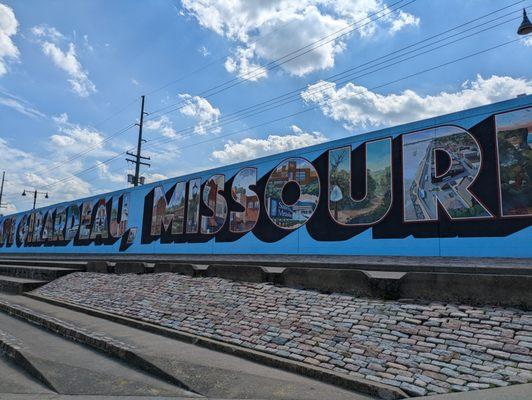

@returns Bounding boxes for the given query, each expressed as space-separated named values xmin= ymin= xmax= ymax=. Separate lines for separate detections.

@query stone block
xmin=206 ymin=264 xmax=267 ymax=283
xmin=281 ymin=268 xmax=371 ymax=295
xmin=399 ymin=273 xmax=532 ymax=309
xmin=113 ymin=262 xmax=147 ymax=274
xmin=153 ymin=262 xmax=195 ymax=275
xmin=86 ymin=261 xmax=112 ymax=273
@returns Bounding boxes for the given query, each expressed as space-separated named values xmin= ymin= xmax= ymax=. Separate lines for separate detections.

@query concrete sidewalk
xmin=0 ymin=383 xmax=531 ymax=400
xmin=416 ymin=383 xmax=532 ymax=399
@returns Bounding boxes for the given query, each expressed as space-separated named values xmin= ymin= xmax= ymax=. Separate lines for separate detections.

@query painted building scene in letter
xmin=1 ymin=97 xmax=531 ymax=258
xmin=496 ymin=107 xmax=532 ymax=217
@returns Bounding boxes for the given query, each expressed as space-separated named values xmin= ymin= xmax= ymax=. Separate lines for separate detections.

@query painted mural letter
xmin=186 ymin=178 xmax=201 ymax=234
xmin=230 ymin=168 xmax=259 ymax=233
xmin=17 ymin=215 xmax=28 ymax=245
xmin=328 ymin=138 xmax=392 ymax=225
xmin=496 ymin=107 xmax=532 ymax=217
xmin=1 ymin=217 xmax=15 ymax=247
xmin=78 ymin=201 xmax=93 ymax=240
xmin=402 ymin=126 xmax=491 ymax=221
xmin=150 ymin=183 xmax=186 ymax=236
xmin=90 ymin=199 xmax=109 ymax=239
xmin=41 ymin=211 xmax=54 ymax=241
xmin=110 ymin=194 xmax=130 ymax=238
xmin=65 ymin=204 xmax=80 ymax=241
xmin=52 ymin=207 xmax=67 ymax=241
xmin=265 ymin=158 xmax=320 ymax=229
xmin=201 ymin=174 xmax=227 ymax=234
xmin=31 ymin=212 xmax=43 ymax=243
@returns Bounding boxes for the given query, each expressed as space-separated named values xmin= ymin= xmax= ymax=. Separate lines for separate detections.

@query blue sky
xmin=0 ymin=0 xmax=530 ymax=213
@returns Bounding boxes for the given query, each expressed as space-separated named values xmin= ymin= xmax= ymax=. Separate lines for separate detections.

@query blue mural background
xmin=1 ymin=95 xmax=531 ymax=258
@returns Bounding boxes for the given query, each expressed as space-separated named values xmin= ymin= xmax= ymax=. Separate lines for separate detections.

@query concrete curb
xmin=0 ymin=330 xmax=58 ymax=392
xmin=145 ymin=263 xmax=532 ymax=309
xmin=0 ymin=299 xmax=197 ymax=395
xmin=25 ymin=292 xmax=408 ymax=400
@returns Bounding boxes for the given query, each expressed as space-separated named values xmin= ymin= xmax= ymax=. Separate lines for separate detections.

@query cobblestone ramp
xmin=0 ymin=294 xmax=379 ymax=400
xmin=33 ymin=272 xmax=532 ymax=397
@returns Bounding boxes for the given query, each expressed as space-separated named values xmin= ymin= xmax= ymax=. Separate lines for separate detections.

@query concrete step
xmin=0 ymin=355 xmax=52 ymax=395
xmin=0 ymin=277 xmax=47 ymax=294
xmin=0 ymin=259 xmax=86 ymax=270
xmin=0 ymin=294 xmax=385 ymax=400
xmin=0 ymin=309 xmax=200 ymax=397
xmin=0 ymin=264 xmax=82 ymax=281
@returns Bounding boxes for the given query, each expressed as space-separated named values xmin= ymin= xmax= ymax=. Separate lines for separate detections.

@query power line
xmin=44 ymin=35 xmax=523 ymax=190
xmin=26 ymin=0 xmax=416 ymax=183
xmin=23 ymin=0 xmax=519 ymax=186
xmin=141 ymin=37 xmax=523 ymax=158
xmin=140 ymin=7 xmax=527 ymax=151
xmin=145 ymin=0 xmax=415 ymax=118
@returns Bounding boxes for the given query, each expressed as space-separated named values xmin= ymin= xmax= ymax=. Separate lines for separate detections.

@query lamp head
xmin=518 ymin=8 xmax=532 ymax=35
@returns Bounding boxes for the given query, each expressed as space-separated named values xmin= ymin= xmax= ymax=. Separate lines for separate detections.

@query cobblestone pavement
xmin=35 ymin=273 xmax=532 ymax=397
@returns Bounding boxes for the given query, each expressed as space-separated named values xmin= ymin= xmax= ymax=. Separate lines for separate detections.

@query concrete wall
xmin=1 ymin=96 xmax=531 ymax=259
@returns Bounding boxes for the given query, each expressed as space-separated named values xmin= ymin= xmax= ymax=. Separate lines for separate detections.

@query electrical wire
xmin=43 ymin=35 xmax=524 ymax=190
xmin=145 ymin=0 xmax=415 ymax=117
xmin=140 ymin=7 xmax=528 ymax=151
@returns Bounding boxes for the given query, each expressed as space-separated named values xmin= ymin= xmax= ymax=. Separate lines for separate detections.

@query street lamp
xmin=517 ymin=8 xmax=532 ymax=35
xmin=22 ymin=189 xmax=49 ymax=210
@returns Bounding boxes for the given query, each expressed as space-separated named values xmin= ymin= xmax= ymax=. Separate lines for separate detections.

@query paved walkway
xmin=35 ymin=272 xmax=532 ymax=397
xmin=1 ymin=384 xmax=531 ymax=400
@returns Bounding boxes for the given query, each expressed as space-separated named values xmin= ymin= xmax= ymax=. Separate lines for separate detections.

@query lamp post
xmin=517 ymin=8 xmax=532 ymax=35
xmin=21 ymin=189 xmax=49 ymax=210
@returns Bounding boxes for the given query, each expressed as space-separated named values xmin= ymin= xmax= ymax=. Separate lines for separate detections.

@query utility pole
xmin=126 ymin=95 xmax=150 ymax=186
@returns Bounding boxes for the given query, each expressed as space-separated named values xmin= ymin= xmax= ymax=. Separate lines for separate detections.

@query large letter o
xmin=265 ymin=158 xmax=320 ymax=230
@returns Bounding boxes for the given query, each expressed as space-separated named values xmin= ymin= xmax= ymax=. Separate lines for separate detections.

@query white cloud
xmin=389 ymin=10 xmax=419 ymax=34
xmin=0 ymin=137 xmax=92 ymax=213
xmin=181 ymin=0 xmax=419 ymax=79
xmin=32 ymin=25 xmax=96 ymax=97
xmin=41 ymin=41 xmax=96 ymax=97
xmin=96 ymin=161 xmax=124 ymax=183
xmin=211 ymin=125 xmax=326 ymax=163
xmin=31 ymin=24 xmax=64 ymax=41
xmin=143 ymin=172 xmax=169 ymax=184
xmin=198 ymin=45 xmax=210 ymax=57
xmin=144 ymin=115 xmax=179 ymax=138
xmin=0 ymin=90 xmax=45 ymax=118
xmin=301 ymin=75 xmax=532 ymax=131
xmin=0 ymin=3 xmax=19 ymax=76
xmin=224 ymin=45 xmax=267 ymax=81
xmin=522 ymin=36 xmax=532 ymax=47
xmin=83 ymin=34 xmax=93 ymax=52
xmin=178 ymin=93 xmax=221 ymax=135
xmin=50 ymin=113 xmax=111 ymax=156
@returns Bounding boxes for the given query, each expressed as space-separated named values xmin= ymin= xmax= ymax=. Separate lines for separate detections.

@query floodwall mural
xmin=0 ymin=97 xmax=531 ymax=258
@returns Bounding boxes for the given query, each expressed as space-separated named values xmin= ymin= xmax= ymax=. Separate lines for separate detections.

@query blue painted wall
xmin=1 ymin=95 xmax=531 ymax=258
